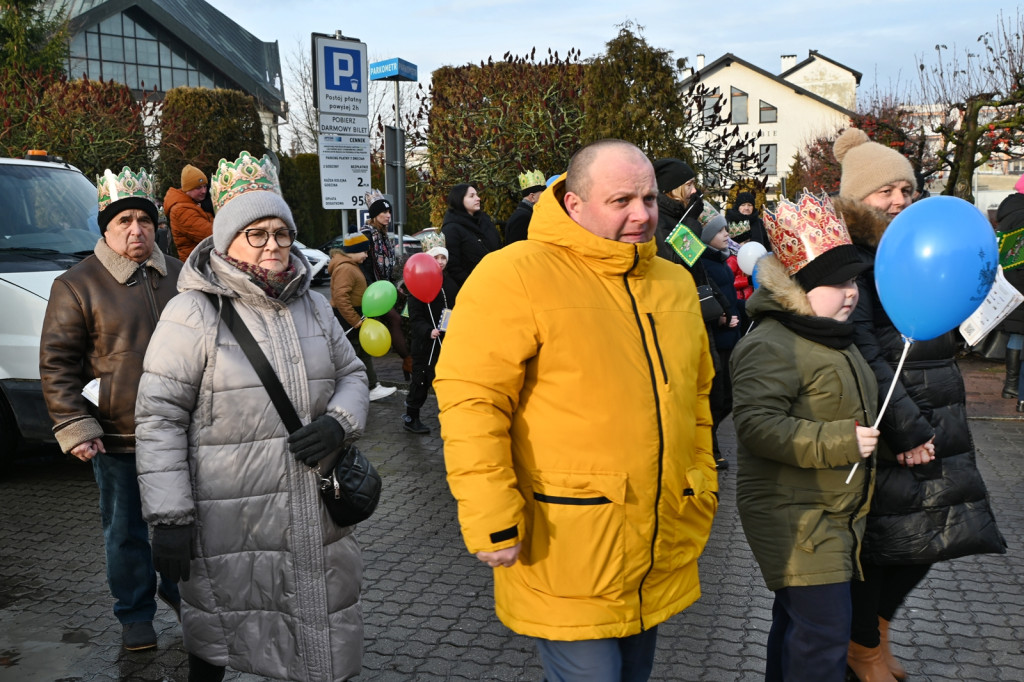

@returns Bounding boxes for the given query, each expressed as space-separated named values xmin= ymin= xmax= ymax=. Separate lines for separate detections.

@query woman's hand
xmin=855 ymin=425 xmax=880 ymax=458
xmin=897 ymin=438 xmax=935 ymax=467
xmin=430 ymin=329 xmax=441 ymax=339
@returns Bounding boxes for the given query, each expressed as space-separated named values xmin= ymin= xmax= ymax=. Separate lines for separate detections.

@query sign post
xmin=370 ymin=57 xmax=418 ymax=253
xmin=313 ymin=33 xmax=370 ymax=213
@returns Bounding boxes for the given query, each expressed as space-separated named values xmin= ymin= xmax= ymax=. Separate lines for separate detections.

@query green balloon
xmin=362 ymin=280 xmax=398 ymax=317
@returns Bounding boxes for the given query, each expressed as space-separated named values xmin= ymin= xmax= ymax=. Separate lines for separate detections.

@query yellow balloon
xmin=359 ymin=318 xmax=392 ymax=357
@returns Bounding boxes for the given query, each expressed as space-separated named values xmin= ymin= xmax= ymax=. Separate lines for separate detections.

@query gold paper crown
xmin=518 ymin=169 xmax=545 ymax=191
xmin=211 ymin=151 xmax=281 ymax=212
xmin=96 ymin=167 xmax=155 ymax=212
xmin=697 ymin=203 xmax=721 ymax=226
xmin=764 ymin=192 xmax=853 ymax=276
xmin=728 ymin=220 xmax=751 ymax=238
xmin=417 ymin=227 xmax=446 ymax=252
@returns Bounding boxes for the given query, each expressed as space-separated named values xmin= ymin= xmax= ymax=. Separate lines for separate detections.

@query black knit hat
xmin=734 ymin=191 xmax=756 ymax=208
xmin=793 ymin=244 xmax=869 ymax=291
xmin=652 ymin=158 xmax=695 ymax=193
xmin=368 ymin=198 xmax=392 ymax=220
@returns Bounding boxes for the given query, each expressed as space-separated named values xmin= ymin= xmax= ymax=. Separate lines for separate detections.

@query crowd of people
xmin=38 ymin=131 xmax=1012 ymax=681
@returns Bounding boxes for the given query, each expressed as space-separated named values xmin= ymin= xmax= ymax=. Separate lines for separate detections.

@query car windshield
xmin=0 ymin=163 xmax=100 ymax=254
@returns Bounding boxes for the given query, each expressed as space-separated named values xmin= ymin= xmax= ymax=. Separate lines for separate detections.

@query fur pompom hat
xmin=834 ymin=128 xmax=916 ymax=201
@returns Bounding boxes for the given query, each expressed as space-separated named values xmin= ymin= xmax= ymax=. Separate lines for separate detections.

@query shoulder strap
xmin=204 ymin=292 xmax=303 ymax=434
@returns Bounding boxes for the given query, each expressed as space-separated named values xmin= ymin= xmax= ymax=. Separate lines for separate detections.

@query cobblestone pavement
xmin=1 ymin=356 xmax=1022 ymax=681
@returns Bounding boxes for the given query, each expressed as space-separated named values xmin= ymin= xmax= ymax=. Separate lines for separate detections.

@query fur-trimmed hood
xmin=833 ymin=196 xmax=891 ymax=252
xmin=94 ymin=237 xmax=170 ymax=283
xmin=745 ymin=254 xmax=814 ymax=317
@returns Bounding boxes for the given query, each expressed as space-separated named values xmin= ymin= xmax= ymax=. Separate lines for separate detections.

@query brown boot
xmin=847 ymin=641 xmax=897 ymax=682
xmin=402 ymin=355 xmax=413 ymax=380
xmin=877 ymin=617 xmax=907 ymax=680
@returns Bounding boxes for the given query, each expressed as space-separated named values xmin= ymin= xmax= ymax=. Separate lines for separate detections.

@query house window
xmin=702 ymin=88 xmax=721 ymax=125
xmin=759 ymin=100 xmax=778 ymax=123
xmin=760 ymin=144 xmax=778 ymax=176
xmin=731 ymin=87 xmax=748 ymax=124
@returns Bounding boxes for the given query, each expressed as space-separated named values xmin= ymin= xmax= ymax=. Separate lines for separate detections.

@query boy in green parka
xmin=730 ymin=192 xmax=880 ymax=682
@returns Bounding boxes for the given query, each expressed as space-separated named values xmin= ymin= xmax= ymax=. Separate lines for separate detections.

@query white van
xmin=0 ymin=153 xmax=100 ymax=457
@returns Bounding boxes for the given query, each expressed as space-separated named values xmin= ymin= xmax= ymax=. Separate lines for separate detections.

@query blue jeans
xmin=535 ymin=626 xmax=658 ymax=682
xmin=765 ymin=583 xmax=851 ymax=682
xmin=93 ymin=452 xmax=179 ymax=624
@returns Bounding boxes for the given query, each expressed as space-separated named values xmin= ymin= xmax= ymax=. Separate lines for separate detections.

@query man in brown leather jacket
xmin=39 ymin=167 xmax=184 ymax=653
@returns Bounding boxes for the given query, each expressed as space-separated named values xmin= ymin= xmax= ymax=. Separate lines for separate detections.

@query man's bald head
xmin=562 ymin=140 xmax=658 ymax=244
xmin=565 ymin=139 xmax=650 ymax=201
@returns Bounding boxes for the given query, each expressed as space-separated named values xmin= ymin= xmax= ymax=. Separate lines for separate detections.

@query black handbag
xmin=697 ymin=284 xmax=724 ymax=321
xmin=206 ymin=293 xmax=381 ymax=527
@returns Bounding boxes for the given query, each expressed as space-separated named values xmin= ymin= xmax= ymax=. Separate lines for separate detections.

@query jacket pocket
xmin=656 ymin=466 xmax=719 ymax=570
xmin=523 ymin=470 xmax=627 ymax=598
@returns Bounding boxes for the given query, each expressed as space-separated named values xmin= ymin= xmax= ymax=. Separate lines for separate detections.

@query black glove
xmin=288 ymin=414 xmax=345 ymax=468
xmin=152 ymin=524 xmax=193 ymax=583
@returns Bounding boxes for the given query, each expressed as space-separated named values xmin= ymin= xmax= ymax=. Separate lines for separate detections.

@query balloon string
xmin=344 ymin=316 xmax=364 ymax=337
xmin=846 ymin=337 xmax=912 ymax=485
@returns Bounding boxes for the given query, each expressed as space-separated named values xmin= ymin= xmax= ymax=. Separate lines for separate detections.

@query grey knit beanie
xmin=834 ymin=128 xmax=916 ymax=201
xmin=212 ymin=190 xmax=297 ymax=253
xmin=700 ymin=213 xmax=728 ymax=245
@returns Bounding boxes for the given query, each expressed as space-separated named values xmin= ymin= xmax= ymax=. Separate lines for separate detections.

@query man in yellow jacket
xmin=435 ymin=139 xmax=718 ymax=681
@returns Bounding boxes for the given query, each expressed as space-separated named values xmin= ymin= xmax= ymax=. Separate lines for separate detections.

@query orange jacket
xmin=164 ymin=186 xmax=213 ymax=261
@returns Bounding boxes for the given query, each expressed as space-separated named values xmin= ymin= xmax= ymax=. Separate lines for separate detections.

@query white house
xmin=682 ymin=51 xmax=859 ymax=191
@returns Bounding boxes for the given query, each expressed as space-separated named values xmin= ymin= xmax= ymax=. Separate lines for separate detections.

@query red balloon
xmin=403 ymin=252 xmax=443 ymax=302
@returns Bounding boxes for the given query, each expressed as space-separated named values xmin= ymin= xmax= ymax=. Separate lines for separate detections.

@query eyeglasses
xmin=242 ymin=228 xmax=295 ymax=248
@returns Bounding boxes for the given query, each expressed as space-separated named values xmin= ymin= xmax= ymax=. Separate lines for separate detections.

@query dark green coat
xmin=731 ymin=255 xmax=878 ymax=591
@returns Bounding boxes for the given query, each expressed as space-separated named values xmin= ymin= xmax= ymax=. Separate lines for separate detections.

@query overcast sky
xmin=205 ymin=0 xmax=1013 ymax=102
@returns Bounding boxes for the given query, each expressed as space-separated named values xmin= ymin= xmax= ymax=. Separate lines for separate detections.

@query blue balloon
xmin=751 ymin=262 xmax=760 ymax=289
xmin=875 ymin=196 xmax=997 ymax=341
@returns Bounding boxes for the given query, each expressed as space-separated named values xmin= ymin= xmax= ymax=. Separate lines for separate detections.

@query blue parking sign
xmin=324 ymin=46 xmax=362 ymax=92
xmin=314 ymin=35 xmax=368 ymax=116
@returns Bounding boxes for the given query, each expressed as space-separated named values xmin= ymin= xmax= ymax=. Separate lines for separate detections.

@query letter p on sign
xmin=324 ymin=46 xmax=362 ymax=92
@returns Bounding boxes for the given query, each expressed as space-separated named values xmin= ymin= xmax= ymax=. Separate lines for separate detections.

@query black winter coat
xmin=654 ymin=193 xmax=702 ymax=266
xmin=503 ymin=200 xmax=533 ymax=245
xmin=408 ymin=271 xmax=459 ymax=365
xmin=441 ymin=208 xmax=501 ymax=286
xmin=996 ymin=193 xmax=1024 ymax=335
xmin=839 ymin=197 xmax=1006 ymax=565
xmin=700 ymin=247 xmax=741 ymax=351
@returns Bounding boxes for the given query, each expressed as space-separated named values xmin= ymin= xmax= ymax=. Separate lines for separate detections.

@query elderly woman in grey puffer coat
xmin=135 ymin=152 xmax=369 ymax=682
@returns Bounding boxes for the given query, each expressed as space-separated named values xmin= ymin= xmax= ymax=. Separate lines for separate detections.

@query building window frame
xmin=731 ymin=86 xmax=748 ymax=124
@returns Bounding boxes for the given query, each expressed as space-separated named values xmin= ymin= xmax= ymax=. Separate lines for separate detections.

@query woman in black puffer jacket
xmin=440 ymin=184 xmax=501 ymax=287
xmin=835 ymin=128 xmax=1006 ymax=682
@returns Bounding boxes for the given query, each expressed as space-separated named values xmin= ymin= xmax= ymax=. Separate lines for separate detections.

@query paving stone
xmin=1 ymin=355 xmax=1022 ymax=680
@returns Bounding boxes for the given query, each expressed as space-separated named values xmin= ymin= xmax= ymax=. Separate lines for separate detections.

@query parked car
xmin=294 ymin=239 xmax=329 ymax=285
xmin=0 ymin=152 xmax=100 ymax=458
xmin=320 ymin=231 xmax=422 ymax=256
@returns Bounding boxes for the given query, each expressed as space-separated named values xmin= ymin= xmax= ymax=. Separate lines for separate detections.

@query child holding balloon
xmin=731 ymin=191 xmax=881 ymax=682
xmin=327 ymin=231 xmax=396 ymax=402
xmin=402 ymin=242 xmax=459 ymax=434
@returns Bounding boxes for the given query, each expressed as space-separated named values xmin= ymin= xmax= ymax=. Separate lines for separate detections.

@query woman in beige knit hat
xmin=835 ymin=128 xmax=1007 ymax=682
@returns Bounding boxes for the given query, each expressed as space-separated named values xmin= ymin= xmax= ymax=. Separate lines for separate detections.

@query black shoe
xmin=402 ymin=414 xmax=430 ymax=434
xmin=157 ymin=587 xmax=181 ymax=622
xmin=122 ymin=621 xmax=157 ymax=651
xmin=1017 ymin=400 xmax=1024 ymax=413
xmin=715 ymin=456 xmax=729 ymax=471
